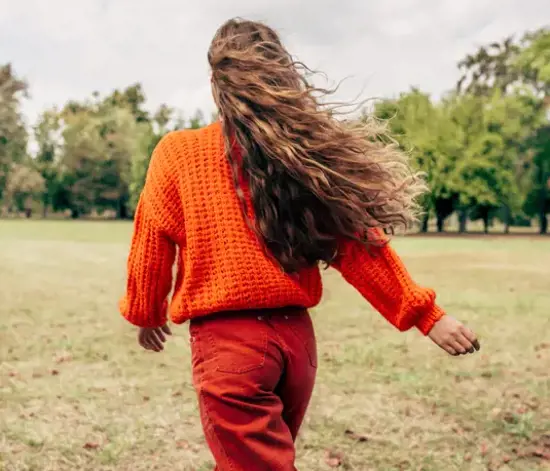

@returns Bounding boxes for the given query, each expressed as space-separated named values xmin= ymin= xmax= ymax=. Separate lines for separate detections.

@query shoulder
xmin=144 ymin=122 xmax=223 ymax=197
xmin=147 ymin=123 xmax=218 ymax=173
xmin=154 ymin=121 xmax=222 ymax=157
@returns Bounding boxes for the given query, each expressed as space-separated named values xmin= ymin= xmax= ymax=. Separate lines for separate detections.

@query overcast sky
xmin=1 ymin=0 xmax=548 ymax=126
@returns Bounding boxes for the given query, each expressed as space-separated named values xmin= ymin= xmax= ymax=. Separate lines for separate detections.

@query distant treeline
xmin=0 ymin=27 xmax=548 ymax=233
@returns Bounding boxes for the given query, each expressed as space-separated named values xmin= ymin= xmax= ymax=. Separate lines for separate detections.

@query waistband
xmin=189 ymin=306 xmax=308 ymax=325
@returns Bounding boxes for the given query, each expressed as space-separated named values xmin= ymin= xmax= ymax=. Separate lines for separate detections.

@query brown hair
xmin=208 ymin=18 xmax=426 ymax=273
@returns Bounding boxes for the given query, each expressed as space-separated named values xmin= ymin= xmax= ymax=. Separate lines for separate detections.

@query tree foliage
xmin=0 ymin=64 xmax=28 ymax=201
xmin=0 ymin=29 xmax=548 ymax=233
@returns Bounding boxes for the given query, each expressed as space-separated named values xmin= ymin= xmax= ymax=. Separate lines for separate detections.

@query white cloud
xmin=0 ymin=0 xmax=547 ymax=126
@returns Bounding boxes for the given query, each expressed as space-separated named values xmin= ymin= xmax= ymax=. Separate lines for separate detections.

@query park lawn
xmin=0 ymin=220 xmax=549 ymax=471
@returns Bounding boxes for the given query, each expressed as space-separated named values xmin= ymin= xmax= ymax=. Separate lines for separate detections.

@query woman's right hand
xmin=428 ymin=315 xmax=480 ymax=356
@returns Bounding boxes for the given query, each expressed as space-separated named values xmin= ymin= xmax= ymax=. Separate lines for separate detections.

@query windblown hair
xmin=208 ymin=18 xmax=427 ymax=273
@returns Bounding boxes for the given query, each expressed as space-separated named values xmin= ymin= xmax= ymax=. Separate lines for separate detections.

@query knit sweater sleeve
xmin=119 ymin=134 xmax=183 ymax=328
xmin=331 ymin=230 xmax=445 ymax=335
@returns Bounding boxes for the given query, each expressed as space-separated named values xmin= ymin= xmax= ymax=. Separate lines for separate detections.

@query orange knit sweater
xmin=120 ymin=122 xmax=445 ymax=335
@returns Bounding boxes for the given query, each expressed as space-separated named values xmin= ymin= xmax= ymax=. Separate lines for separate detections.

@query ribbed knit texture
xmin=120 ymin=122 xmax=445 ymax=335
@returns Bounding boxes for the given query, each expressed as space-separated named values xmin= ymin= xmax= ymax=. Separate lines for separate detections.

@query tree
xmin=127 ymin=104 xmax=175 ymax=214
xmin=153 ymin=104 xmax=173 ymax=135
xmin=449 ymin=91 xmax=543 ymax=233
xmin=0 ymin=64 xmax=28 ymax=202
xmin=34 ymin=108 xmax=62 ymax=216
xmin=103 ymin=83 xmax=150 ymax=123
xmin=514 ymin=29 xmax=550 ymax=233
xmin=128 ymin=125 xmax=155 ymax=214
xmin=457 ymin=36 xmax=521 ymax=96
xmin=457 ymin=28 xmax=550 ymax=233
xmin=523 ymin=124 xmax=550 ymax=234
xmin=188 ymin=109 xmax=205 ymax=129
xmin=513 ymin=28 xmax=550 ymax=96
xmin=57 ymin=99 xmax=146 ymax=218
xmin=4 ymin=163 xmax=45 ymax=217
xmin=375 ymin=89 xmax=461 ymax=232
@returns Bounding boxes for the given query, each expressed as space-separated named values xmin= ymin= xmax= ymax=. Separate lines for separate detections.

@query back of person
xmin=120 ymin=17 xmax=480 ymax=471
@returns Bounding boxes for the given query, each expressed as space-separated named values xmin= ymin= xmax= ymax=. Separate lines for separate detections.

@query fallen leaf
xmin=532 ymin=448 xmax=550 ymax=460
xmin=480 ymin=442 xmax=489 ymax=456
xmin=83 ymin=442 xmax=100 ymax=450
xmin=172 ymin=391 xmax=183 ymax=397
xmin=51 ymin=369 xmax=59 ymax=376
xmin=55 ymin=354 xmax=72 ymax=364
xmin=452 ymin=426 xmax=465 ymax=436
xmin=344 ymin=429 xmax=369 ymax=442
xmin=8 ymin=371 xmax=18 ymax=377
xmin=534 ymin=343 xmax=549 ymax=351
xmin=503 ymin=412 xmax=516 ymax=424
xmin=464 ymin=453 xmax=472 ymax=462
xmin=397 ymin=460 xmax=410 ymax=470
xmin=324 ymin=450 xmax=344 ymax=468
xmin=502 ymin=454 xmax=512 ymax=463
xmin=143 ymin=396 xmax=150 ymax=402
xmin=176 ymin=440 xmax=190 ymax=449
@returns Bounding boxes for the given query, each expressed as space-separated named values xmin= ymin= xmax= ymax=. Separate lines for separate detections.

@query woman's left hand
xmin=138 ymin=324 xmax=172 ymax=352
xmin=428 ymin=315 xmax=480 ymax=356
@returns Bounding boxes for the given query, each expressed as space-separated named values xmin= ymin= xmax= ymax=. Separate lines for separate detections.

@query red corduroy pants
xmin=189 ymin=307 xmax=317 ymax=471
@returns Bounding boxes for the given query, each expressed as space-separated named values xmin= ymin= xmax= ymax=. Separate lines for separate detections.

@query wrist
xmin=416 ymin=305 xmax=446 ymax=336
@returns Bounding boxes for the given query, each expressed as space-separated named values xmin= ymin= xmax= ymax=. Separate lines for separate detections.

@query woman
xmin=120 ymin=18 xmax=480 ymax=471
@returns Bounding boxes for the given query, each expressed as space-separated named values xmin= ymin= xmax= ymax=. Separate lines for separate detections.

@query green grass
xmin=1 ymin=219 xmax=549 ymax=471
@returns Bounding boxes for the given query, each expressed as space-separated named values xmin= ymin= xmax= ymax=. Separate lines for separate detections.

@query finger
xmin=154 ymin=328 xmax=166 ymax=343
xmin=460 ymin=326 xmax=480 ymax=352
xmin=450 ymin=340 xmax=467 ymax=355
xmin=138 ymin=331 xmax=150 ymax=350
xmin=148 ymin=333 xmax=164 ymax=351
xmin=443 ymin=343 xmax=458 ymax=356
xmin=161 ymin=325 xmax=172 ymax=336
xmin=146 ymin=341 xmax=160 ymax=352
xmin=454 ymin=332 xmax=474 ymax=353
xmin=141 ymin=338 xmax=153 ymax=351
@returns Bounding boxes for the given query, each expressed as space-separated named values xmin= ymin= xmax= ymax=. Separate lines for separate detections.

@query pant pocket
xmin=199 ymin=315 xmax=269 ymax=374
xmin=287 ymin=313 xmax=318 ymax=369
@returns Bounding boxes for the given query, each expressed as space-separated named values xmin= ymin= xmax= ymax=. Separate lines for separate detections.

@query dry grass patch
xmin=1 ymin=220 xmax=549 ymax=470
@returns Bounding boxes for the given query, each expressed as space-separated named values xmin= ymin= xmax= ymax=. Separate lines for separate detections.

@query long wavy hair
xmin=208 ymin=18 xmax=426 ymax=273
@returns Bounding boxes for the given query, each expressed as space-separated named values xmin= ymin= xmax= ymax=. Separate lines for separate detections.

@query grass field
xmin=1 ymin=220 xmax=549 ymax=471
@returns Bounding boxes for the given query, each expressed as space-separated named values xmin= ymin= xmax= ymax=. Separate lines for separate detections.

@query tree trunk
xmin=501 ymin=205 xmax=511 ymax=234
xmin=434 ymin=197 xmax=456 ymax=234
xmin=117 ymin=199 xmax=128 ymax=219
xmin=71 ymin=208 xmax=80 ymax=219
xmin=458 ymin=210 xmax=468 ymax=234
xmin=537 ymin=161 xmax=548 ymax=234
xmin=42 ymin=195 xmax=49 ymax=218
xmin=25 ymin=208 xmax=32 ymax=218
xmin=436 ymin=215 xmax=445 ymax=233
xmin=420 ymin=213 xmax=429 ymax=233
xmin=480 ymin=207 xmax=490 ymax=234
xmin=540 ymin=210 xmax=548 ymax=235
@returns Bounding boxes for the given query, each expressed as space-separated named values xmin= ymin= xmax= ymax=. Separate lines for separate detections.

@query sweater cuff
xmin=415 ymin=305 xmax=445 ymax=335
xmin=119 ymin=297 xmax=168 ymax=328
